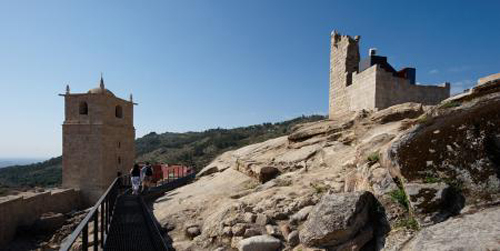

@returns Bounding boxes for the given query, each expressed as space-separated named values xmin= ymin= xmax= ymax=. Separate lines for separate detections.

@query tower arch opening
xmin=115 ymin=105 xmax=123 ymax=118
xmin=79 ymin=101 xmax=88 ymax=115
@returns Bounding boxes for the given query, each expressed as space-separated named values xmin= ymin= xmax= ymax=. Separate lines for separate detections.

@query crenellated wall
xmin=0 ymin=189 xmax=80 ymax=247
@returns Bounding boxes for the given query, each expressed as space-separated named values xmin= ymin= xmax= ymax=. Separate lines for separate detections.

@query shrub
xmin=244 ymin=181 xmax=259 ymax=190
xmin=396 ymin=216 xmax=419 ymax=230
xmin=310 ymin=183 xmax=328 ymax=194
xmin=416 ymin=114 xmax=431 ymax=124
xmin=423 ymin=176 xmax=441 ymax=183
xmin=441 ymin=101 xmax=461 ymax=109
xmin=389 ymin=188 xmax=409 ymax=210
xmin=367 ymin=152 xmax=380 ymax=163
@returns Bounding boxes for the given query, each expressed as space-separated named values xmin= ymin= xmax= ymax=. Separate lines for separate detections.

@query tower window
xmin=115 ymin=105 xmax=123 ymax=118
xmin=118 ymin=142 xmax=121 ymax=148
xmin=79 ymin=101 xmax=88 ymax=115
xmin=118 ymin=157 xmax=121 ymax=164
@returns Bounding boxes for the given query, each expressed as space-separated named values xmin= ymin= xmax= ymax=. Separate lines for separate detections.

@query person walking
xmin=130 ymin=164 xmax=141 ymax=195
xmin=141 ymin=162 xmax=154 ymax=193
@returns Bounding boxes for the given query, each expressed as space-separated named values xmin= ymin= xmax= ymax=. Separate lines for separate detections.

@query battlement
xmin=330 ymin=30 xmax=360 ymax=47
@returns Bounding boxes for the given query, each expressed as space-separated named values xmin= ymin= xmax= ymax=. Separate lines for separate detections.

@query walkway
xmin=60 ymin=173 xmax=196 ymax=251
xmin=104 ymin=193 xmax=170 ymax=251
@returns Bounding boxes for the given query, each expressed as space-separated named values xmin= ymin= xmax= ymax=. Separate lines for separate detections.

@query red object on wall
xmin=161 ymin=164 xmax=192 ymax=180
xmin=136 ymin=163 xmax=165 ymax=183
xmin=151 ymin=164 xmax=163 ymax=183
xmin=137 ymin=162 xmax=193 ymax=184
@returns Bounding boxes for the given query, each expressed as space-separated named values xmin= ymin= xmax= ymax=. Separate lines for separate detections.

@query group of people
xmin=130 ymin=162 xmax=154 ymax=195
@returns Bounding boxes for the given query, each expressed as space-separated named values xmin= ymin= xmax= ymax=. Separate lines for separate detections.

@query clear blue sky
xmin=1 ymin=0 xmax=499 ymax=158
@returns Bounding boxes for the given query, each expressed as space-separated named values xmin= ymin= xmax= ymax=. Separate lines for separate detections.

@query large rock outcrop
xmin=384 ymin=77 xmax=500 ymax=224
xmin=152 ymin=77 xmax=500 ymax=251
xmin=154 ymin=105 xmax=410 ymax=250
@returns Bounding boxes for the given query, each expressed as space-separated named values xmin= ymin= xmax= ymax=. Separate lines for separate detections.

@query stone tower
xmin=329 ymin=31 xmax=360 ymax=118
xmin=61 ymin=76 xmax=135 ymax=206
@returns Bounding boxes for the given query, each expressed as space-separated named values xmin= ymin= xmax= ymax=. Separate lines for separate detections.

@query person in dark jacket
xmin=141 ymin=162 xmax=154 ymax=192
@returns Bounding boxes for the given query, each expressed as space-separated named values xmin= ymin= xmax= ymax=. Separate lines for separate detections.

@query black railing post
xmin=105 ymin=200 xmax=109 ymax=233
xmin=107 ymin=198 xmax=111 ymax=228
xmin=93 ymin=213 xmax=98 ymax=251
xmin=100 ymin=202 xmax=104 ymax=247
xmin=82 ymin=224 xmax=88 ymax=250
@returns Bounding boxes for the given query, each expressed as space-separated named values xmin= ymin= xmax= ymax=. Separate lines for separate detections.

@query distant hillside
xmin=0 ymin=156 xmax=62 ymax=189
xmin=0 ymin=158 xmax=45 ymax=168
xmin=0 ymin=115 xmax=325 ymax=188
xmin=135 ymin=115 xmax=326 ymax=169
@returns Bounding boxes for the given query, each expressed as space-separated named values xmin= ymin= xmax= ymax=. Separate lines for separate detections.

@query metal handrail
xmin=139 ymin=196 xmax=170 ymax=250
xmin=60 ymin=176 xmax=124 ymax=251
xmin=60 ymin=167 xmax=195 ymax=251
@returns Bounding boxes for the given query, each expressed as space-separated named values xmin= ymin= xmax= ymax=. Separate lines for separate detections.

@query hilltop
xmin=0 ymin=115 xmax=324 ymax=190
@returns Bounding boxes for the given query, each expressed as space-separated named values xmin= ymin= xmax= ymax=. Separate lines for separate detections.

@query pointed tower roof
xmin=88 ymin=73 xmax=114 ymax=96
xmin=99 ymin=72 xmax=105 ymax=89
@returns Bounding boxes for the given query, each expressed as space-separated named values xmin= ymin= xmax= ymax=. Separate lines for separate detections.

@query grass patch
xmin=389 ymin=178 xmax=420 ymax=231
xmin=243 ymin=181 xmax=259 ymax=190
xmin=396 ymin=216 xmax=420 ymax=230
xmin=389 ymin=188 xmax=409 ymax=210
xmin=440 ymin=101 xmax=461 ymax=109
xmin=423 ymin=176 xmax=441 ymax=183
xmin=443 ymin=178 xmax=464 ymax=192
xmin=310 ymin=183 xmax=329 ymax=194
xmin=275 ymin=179 xmax=292 ymax=187
xmin=367 ymin=152 xmax=380 ymax=163
xmin=416 ymin=114 xmax=431 ymax=125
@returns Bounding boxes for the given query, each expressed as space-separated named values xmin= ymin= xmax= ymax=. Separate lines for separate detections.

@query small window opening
xmin=118 ymin=157 xmax=121 ymax=164
xmin=79 ymin=102 xmax=88 ymax=115
xmin=118 ymin=142 xmax=121 ymax=148
xmin=115 ymin=105 xmax=123 ymax=118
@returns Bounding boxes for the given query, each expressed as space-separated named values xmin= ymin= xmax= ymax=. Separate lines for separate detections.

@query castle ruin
xmin=61 ymin=76 xmax=135 ymax=206
xmin=329 ymin=31 xmax=450 ymax=118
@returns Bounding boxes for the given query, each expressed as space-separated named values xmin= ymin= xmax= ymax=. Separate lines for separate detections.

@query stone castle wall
xmin=0 ymin=189 xmax=80 ymax=247
xmin=374 ymin=66 xmax=450 ymax=109
xmin=348 ymin=65 xmax=377 ymax=111
xmin=329 ymin=31 xmax=450 ymax=117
